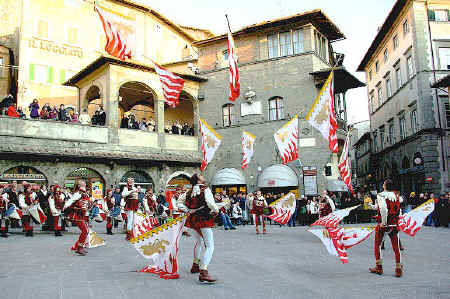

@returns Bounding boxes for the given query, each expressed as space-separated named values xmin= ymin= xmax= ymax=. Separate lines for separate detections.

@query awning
xmin=258 ymin=164 xmax=298 ymax=188
xmin=327 ymin=179 xmax=349 ymax=192
xmin=211 ymin=168 xmax=246 ymax=186
xmin=310 ymin=67 xmax=365 ymax=94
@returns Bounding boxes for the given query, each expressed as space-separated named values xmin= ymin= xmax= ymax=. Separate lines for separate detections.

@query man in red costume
xmin=369 ymin=179 xmax=403 ymax=277
xmin=64 ymin=180 xmax=91 ymax=256
xmin=122 ymin=177 xmax=138 ymax=240
xmin=142 ymin=188 xmax=158 ymax=227
xmin=19 ymin=183 xmax=38 ymax=237
xmin=103 ymin=189 xmax=115 ymax=235
xmin=48 ymin=185 xmax=65 ymax=237
xmin=319 ymin=190 xmax=336 ymax=218
xmin=177 ymin=174 xmax=223 ymax=283
xmin=0 ymin=185 xmax=8 ymax=238
xmin=250 ymin=190 xmax=268 ymax=234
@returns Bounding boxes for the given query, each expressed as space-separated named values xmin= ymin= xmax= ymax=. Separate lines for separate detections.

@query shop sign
xmin=28 ymin=37 xmax=83 ymax=58
xmin=0 ymin=173 xmax=45 ymax=180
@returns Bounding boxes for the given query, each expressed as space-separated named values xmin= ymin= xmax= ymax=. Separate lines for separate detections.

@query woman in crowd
xmin=232 ymin=201 xmax=243 ymax=225
xmin=40 ymin=103 xmax=50 ymax=119
xmin=70 ymin=111 xmax=79 ymax=123
xmin=29 ymin=99 xmax=40 ymax=119
xmin=79 ymin=108 xmax=91 ymax=125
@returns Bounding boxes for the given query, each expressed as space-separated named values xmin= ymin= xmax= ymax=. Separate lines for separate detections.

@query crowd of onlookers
xmin=0 ymin=95 xmax=106 ymax=126
xmin=120 ymin=112 xmax=194 ymax=135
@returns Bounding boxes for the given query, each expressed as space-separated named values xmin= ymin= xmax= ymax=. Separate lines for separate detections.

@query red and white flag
xmin=152 ymin=61 xmax=185 ymax=108
xmin=398 ymin=199 xmax=434 ymax=237
xmin=310 ymin=205 xmax=359 ymax=228
xmin=131 ymin=215 xmax=187 ymax=279
xmin=338 ymin=133 xmax=354 ymax=194
xmin=306 ymin=72 xmax=338 ymax=153
xmin=95 ymin=6 xmax=132 ymax=60
xmin=241 ymin=131 xmax=256 ymax=170
xmin=227 ymin=27 xmax=240 ymax=101
xmin=274 ymin=115 xmax=299 ymax=164
xmin=199 ymin=118 xmax=222 ymax=171
xmin=310 ymin=226 xmax=375 ymax=264
xmin=267 ymin=193 xmax=297 ymax=225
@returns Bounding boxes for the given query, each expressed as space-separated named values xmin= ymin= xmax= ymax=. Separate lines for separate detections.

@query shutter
xmin=60 ymin=69 xmax=66 ymax=84
xmin=428 ymin=9 xmax=435 ymax=21
xmin=29 ymin=63 xmax=35 ymax=81
xmin=47 ymin=66 xmax=53 ymax=83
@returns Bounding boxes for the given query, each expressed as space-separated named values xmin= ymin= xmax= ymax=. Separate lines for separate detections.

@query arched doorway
xmin=0 ymin=166 xmax=48 ymax=186
xmin=211 ymin=168 xmax=247 ymax=196
xmin=64 ymin=168 xmax=105 ymax=199
xmin=119 ymin=82 xmax=156 ymax=130
xmin=258 ymin=164 xmax=298 ymax=200
xmin=120 ymin=170 xmax=154 ymax=190
xmin=164 ymin=91 xmax=195 ymax=135
xmin=166 ymin=173 xmax=191 ymax=189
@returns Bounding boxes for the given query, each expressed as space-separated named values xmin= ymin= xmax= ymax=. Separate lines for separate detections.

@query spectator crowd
xmin=120 ymin=112 xmax=194 ymax=135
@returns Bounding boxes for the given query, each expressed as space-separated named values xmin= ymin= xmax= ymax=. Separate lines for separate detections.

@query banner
xmin=398 ymin=199 xmax=435 ymax=237
xmin=199 ymin=118 xmax=222 ymax=171
xmin=267 ymin=192 xmax=296 ymax=225
xmin=130 ymin=215 xmax=187 ymax=279
xmin=338 ymin=133 xmax=354 ymax=194
xmin=310 ymin=205 xmax=360 ymax=228
xmin=241 ymin=131 xmax=256 ymax=170
xmin=274 ymin=115 xmax=299 ymax=164
xmin=306 ymin=72 xmax=338 ymax=153
xmin=88 ymin=229 xmax=106 ymax=248
xmin=310 ymin=226 xmax=375 ymax=264
xmin=132 ymin=211 xmax=158 ymax=239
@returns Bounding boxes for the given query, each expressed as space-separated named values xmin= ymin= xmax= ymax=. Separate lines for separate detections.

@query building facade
xmin=195 ymin=10 xmax=364 ymax=196
xmin=357 ymin=0 xmax=450 ymax=194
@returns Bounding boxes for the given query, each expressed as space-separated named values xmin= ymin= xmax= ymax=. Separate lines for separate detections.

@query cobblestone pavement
xmin=0 ymin=223 xmax=449 ymax=299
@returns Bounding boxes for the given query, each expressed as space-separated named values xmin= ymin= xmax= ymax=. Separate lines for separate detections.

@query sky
xmin=137 ymin=0 xmax=397 ymax=124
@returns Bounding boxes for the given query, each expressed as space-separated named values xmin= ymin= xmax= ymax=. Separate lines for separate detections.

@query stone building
xmin=194 ymin=10 xmax=364 ymax=196
xmin=357 ymin=0 xmax=450 ymax=194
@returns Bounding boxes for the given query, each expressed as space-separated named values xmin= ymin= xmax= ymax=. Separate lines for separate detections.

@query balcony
xmin=0 ymin=116 xmax=201 ymax=163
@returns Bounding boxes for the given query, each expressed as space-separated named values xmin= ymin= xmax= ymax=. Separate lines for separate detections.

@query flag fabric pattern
xmin=152 ymin=61 xmax=185 ymax=108
xmin=227 ymin=30 xmax=240 ymax=101
xmin=274 ymin=115 xmax=299 ymax=164
xmin=241 ymin=131 xmax=256 ymax=170
xmin=306 ymin=73 xmax=338 ymax=153
xmin=338 ymin=133 xmax=354 ymax=194
xmin=131 ymin=215 xmax=187 ymax=279
xmin=310 ymin=226 xmax=375 ymax=264
xmin=267 ymin=193 xmax=296 ymax=225
xmin=5 ymin=204 xmax=22 ymax=220
xmin=132 ymin=211 xmax=158 ymax=239
xmin=398 ymin=199 xmax=435 ymax=237
xmin=310 ymin=205 xmax=360 ymax=228
xmin=199 ymin=118 xmax=222 ymax=171
xmin=29 ymin=204 xmax=47 ymax=224
xmin=95 ymin=6 xmax=132 ymax=60
xmin=88 ymin=229 xmax=106 ymax=248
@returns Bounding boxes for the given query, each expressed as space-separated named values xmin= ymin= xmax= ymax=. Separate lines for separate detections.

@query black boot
xmin=1 ymin=231 xmax=7 ymax=238
xmin=107 ymin=228 xmax=113 ymax=235
xmin=55 ymin=230 xmax=63 ymax=237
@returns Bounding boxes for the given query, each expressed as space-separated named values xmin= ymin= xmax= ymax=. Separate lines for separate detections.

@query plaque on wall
xmin=241 ymin=101 xmax=262 ymax=116
xmin=303 ymin=167 xmax=318 ymax=196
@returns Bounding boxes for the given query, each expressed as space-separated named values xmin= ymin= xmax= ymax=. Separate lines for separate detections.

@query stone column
xmin=106 ymin=67 xmax=119 ymax=128
xmin=155 ymin=95 xmax=165 ymax=149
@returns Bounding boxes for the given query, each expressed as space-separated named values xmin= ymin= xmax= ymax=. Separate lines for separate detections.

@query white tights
xmin=126 ymin=210 xmax=135 ymax=231
xmin=191 ymin=228 xmax=214 ymax=270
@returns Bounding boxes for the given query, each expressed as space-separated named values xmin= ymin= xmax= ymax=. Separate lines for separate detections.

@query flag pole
xmin=225 ymin=14 xmax=232 ymax=32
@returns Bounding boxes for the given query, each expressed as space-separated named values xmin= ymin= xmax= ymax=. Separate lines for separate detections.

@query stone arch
xmin=1 ymin=165 xmax=48 ymax=185
xmin=120 ymin=170 xmax=155 ymax=189
xmin=64 ymin=167 xmax=106 ymax=197
xmin=165 ymin=171 xmax=192 ymax=187
xmin=164 ymin=90 xmax=196 ymax=135
xmin=118 ymin=81 xmax=158 ymax=129
xmin=82 ymin=85 xmax=103 ymax=118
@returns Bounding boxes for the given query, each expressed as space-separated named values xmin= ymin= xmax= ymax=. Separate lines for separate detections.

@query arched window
xmin=269 ymin=97 xmax=284 ymax=120
xmin=222 ymin=103 xmax=235 ymax=127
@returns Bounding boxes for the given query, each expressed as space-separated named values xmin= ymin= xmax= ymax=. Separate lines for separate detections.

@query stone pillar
xmin=155 ymin=97 xmax=165 ymax=149
xmin=106 ymin=68 xmax=119 ymax=128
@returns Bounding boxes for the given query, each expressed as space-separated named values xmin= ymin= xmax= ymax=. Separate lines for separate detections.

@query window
xmin=385 ymin=75 xmax=392 ymax=98
xmin=293 ymin=29 xmax=304 ymax=54
xmin=369 ymin=70 xmax=372 ymax=81
xmin=223 ymin=50 xmax=229 ymax=62
xmin=379 ymin=126 xmax=385 ymax=149
xmin=38 ymin=20 xmax=48 ymax=39
xmin=383 ymin=49 xmax=388 ymax=62
xmin=315 ymin=32 xmax=327 ymax=60
xmin=268 ymin=97 xmax=284 ymax=121
xmin=403 ymin=19 xmax=409 ymax=35
xmin=377 ymin=84 xmax=383 ymax=105
xmin=373 ymin=131 xmax=378 ymax=152
xmin=393 ymin=35 xmax=399 ymax=49
xmin=29 ymin=64 xmax=53 ymax=84
xmin=407 ymin=56 xmax=414 ymax=79
xmin=399 ymin=115 xmax=406 ymax=140
xmin=395 ymin=63 xmax=402 ymax=90
xmin=438 ymin=47 xmax=450 ymax=70
xmin=67 ymin=27 xmax=78 ymax=45
xmin=375 ymin=61 xmax=379 ymax=73
xmin=388 ymin=121 xmax=395 ymax=145
xmin=369 ymin=91 xmax=375 ymax=113
xmin=411 ymin=109 xmax=418 ymax=133
xmin=268 ymin=34 xmax=278 ymax=58
xmin=445 ymin=103 xmax=450 ymax=128
xmin=435 ymin=10 xmax=449 ymax=22
xmin=222 ymin=104 xmax=235 ymax=127
xmin=60 ymin=69 xmax=76 ymax=84
xmin=279 ymin=32 xmax=292 ymax=56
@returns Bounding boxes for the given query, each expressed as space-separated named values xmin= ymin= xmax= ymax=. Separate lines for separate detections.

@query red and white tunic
xmin=250 ymin=196 xmax=267 ymax=215
xmin=143 ymin=194 xmax=157 ymax=215
xmin=375 ymin=191 xmax=401 ymax=226
xmin=122 ymin=185 xmax=138 ymax=211
xmin=64 ymin=192 xmax=90 ymax=222
xmin=18 ymin=192 xmax=37 ymax=216
xmin=49 ymin=192 xmax=65 ymax=217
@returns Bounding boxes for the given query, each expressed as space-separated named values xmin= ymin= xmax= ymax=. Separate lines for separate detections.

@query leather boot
xmin=76 ymin=245 xmax=87 ymax=256
xmin=56 ymin=230 xmax=63 ymax=237
xmin=263 ymin=228 xmax=267 ymax=234
xmin=107 ymin=228 xmax=113 ymax=235
xmin=256 ymin=227 xmax=260 ymax=234
xmin=190 ymin=262 xmax=200 ymax=274
xmin=199 ymin=269 xmax=217 ymax=283
xmin=395 ymin=263 xmax=403 ymax=277
xmin=369 ymin=260 xmax=383 ymax=275
xmin=1 ymin=231 xmax=7 ymax=238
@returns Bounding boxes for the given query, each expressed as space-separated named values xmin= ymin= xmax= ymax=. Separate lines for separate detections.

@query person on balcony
xmin=79 ymin=108 xmax=91 ymax=125
xmin=171 ymin=121 xmax=179 ymax=134
xmin=29 ymin=99 xmax=40 ymax=119
xmin=120 ymin=113 xmax=129 ymax=128
xmin=7 ymin=103 xmax=20 ymax=118
xmin=58 ymin=104 xmax=69 ymax=122
xmin=97 ymin=105 xmax=106 ymax=126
